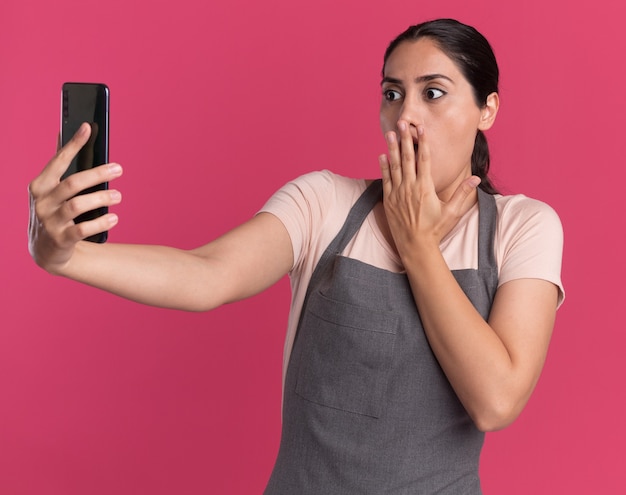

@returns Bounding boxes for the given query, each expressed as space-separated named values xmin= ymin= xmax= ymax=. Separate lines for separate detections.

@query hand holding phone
xmin=61 ymin=82 xmax=110 ymax=242
xmin=28 ymin=123 xmax=123 ymax=274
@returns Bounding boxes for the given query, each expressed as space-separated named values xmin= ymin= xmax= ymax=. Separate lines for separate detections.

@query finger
xmin=60 ymin=189 xmax=123 ymax=226
xmin=37 ymin=184 xmax=121 ymax=235
xmin=67 ymin=212 xmax=119 ymax=244
xmin=32 ymin=162 xmax=122 ymax=242
xmin=30 ymin=123 xmax=92 ymax=197
xmin=446 ymin=175 xmax=481 ymax=215
xmin=44 ymin=188 xmax=121 ymax=245
xmin=50 ymin=162 xmax=123 ymax=205
xmin=57 ymin=121 xmax=91 ymax=162
xmin=398 ymin=120 xmax=417 ymax=182
xmin=384 ymin=130 xmax=402 ymax=185
xmin=379 ymin=153 xmax=393 ymax=196
xmin=415 ymin=125 xmax=433 ymax=186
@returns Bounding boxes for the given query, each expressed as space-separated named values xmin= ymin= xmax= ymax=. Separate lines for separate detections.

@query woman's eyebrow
xmin=381 ymin=74 xmax=454 ymax=86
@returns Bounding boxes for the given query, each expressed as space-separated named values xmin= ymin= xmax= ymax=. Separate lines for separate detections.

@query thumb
xmin=447 ymin=175 xmax=481 ymax=212
xmin=53 ymin=122 xmax=91 ymax=177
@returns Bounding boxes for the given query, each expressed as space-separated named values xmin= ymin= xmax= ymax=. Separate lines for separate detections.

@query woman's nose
xmin=398 ymin=100 xmax=421 ymax=130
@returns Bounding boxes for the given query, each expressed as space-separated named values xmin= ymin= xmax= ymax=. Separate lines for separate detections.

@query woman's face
xmin=380 ymin=38 xmax=497 ymax=200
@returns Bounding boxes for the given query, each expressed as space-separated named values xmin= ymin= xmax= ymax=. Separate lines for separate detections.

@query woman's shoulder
xmin=494 ymin=193 xmax=562 ymax=231
xmin=261 ymin=170 xmax=366 ymax=230
xmin=279 ymin=170 xmax=366 ymax=209
xmin=260 ymin=170 xmax=368 ymax=275
xmin=287 ymin=169 xmax=365 ymax=193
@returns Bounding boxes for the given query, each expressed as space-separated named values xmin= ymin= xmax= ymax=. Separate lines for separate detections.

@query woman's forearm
xmin=45 ymin=213 xmax=294 ymax=313
xmin=57 ymin=241 xmax=222 ymax=311
xmin=403 ymin=242 xmax=556 ymax=431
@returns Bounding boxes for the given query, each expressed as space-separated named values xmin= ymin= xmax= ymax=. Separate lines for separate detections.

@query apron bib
xmin=265 ymin=180 xmax=499 ymax=494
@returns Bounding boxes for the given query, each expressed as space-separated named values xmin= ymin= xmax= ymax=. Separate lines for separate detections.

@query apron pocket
xmin=294 ymin=292 xmax=398 ymax=418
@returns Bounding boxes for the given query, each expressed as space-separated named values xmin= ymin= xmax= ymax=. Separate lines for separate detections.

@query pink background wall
xmin=2 ymin=0 xmax=624 ymax=493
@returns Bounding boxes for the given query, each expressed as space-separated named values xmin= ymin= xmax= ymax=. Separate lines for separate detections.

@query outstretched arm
xmin=29 ymin=123 xmax=294 ymax=312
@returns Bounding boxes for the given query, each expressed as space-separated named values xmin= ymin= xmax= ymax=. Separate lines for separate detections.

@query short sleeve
xmin=257 ymin=170 xmax=338 ymax=272
xmin=496 ymin=195 xmax=565 ymax=307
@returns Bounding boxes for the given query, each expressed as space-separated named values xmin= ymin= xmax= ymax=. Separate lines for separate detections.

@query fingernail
xmin=386 ymin=132 xmax=396 ymax=144
xmin=417 ymin=125 xmax=424 ymax=136
xmin=398 ymin=121 xmax=407 ymax=131
xmin=108 ymin=163 xmax=123 ymax=175
xmin=110 ymin=190 xmax=122 ymax=201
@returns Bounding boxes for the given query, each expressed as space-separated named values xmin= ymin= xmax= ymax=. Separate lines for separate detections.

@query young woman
xmin=29 ymin=19 xmax=564 ymax=494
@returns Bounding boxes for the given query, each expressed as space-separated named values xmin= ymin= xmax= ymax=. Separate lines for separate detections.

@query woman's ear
xmin=478 ymin=92 xmax=499 ymax=131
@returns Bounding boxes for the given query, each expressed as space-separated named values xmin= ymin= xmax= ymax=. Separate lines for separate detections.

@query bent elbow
xmin=470 ymin=400 xmax=523 ymax=432
xmin=474 ymin=415 xmax=515 ymax=433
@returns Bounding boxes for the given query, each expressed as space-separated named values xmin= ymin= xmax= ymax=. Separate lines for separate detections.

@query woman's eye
xmin=425 ymin=88 xmax=445 ymax=100
xmin=384 ymin=90 xmax=402 ymax=101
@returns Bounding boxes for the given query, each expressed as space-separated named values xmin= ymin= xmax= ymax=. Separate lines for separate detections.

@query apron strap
xmin=292 ymin=179 xmax=383 ymax=345
xmin=476 ymin=188 xmax=497 ymax=270
xmin=319 ymin=179 xmax=383 ymax=264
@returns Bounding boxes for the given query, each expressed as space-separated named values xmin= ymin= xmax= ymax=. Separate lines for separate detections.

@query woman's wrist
xmin=397 ymin=235 xmax=443 ymax=271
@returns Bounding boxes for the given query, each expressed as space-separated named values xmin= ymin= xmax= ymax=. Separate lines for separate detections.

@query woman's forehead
xmin=383 ymin=39 xmax=460 ymax=79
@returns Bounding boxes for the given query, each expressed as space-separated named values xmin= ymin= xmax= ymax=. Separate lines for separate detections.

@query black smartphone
xmin=60 ymin=82 xmax=110 ymax=243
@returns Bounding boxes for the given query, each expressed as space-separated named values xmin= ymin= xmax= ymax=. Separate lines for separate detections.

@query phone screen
xmin=60 ymin=82 xmax=110 ymax=242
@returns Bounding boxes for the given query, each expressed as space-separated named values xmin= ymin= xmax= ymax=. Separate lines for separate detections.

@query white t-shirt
xmin=260 ymin=170 xmax=565 ymax=381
